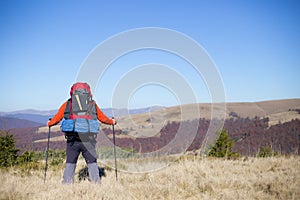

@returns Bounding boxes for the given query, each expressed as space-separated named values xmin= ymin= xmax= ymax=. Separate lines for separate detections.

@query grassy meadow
xmin=0 ymin=156 xmax=299 ymax=200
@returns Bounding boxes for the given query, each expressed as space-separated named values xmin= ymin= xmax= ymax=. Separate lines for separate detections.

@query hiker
xmin=47 ymin=82 xmax=116 ymax=183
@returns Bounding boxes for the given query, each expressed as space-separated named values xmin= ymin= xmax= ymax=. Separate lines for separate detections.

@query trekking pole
xmin=112 ymin=117 xmax=118 ymax=181
xmin=44 ymin=119 xmax=51 ymax=183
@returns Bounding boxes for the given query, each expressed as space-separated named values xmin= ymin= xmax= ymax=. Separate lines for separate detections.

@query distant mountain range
xmin=0 ymin=117 xmax=43 ymax=129
xmin=0 ymin=109 xmax=57 ymax=116
xmin=0 ymin=106 xmax=164 ymax=129
xmin=1 ymin=99 xmax=300 ymax=130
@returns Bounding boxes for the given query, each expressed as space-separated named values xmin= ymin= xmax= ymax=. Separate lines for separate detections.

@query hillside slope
xmin=0 ymin=117 xmax=42 ymax=129
xmin=115 ymin=99 xmax=300 ymax=137
xmin=6 ymin=99 xmax=300 ymax=155
xmin=35 ymin=99 xmax=300 ymax=140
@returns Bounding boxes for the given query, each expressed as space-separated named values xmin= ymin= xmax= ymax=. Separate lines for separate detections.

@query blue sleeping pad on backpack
xmin=61 ymin=119 xmax=74 ymax=132
xmin=61 ymin=119 xmax=99 ymax=134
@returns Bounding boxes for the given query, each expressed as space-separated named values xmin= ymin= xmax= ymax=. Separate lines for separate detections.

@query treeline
xmin=6 ymin=117 xmax=300 ymax=156
xmin=8 ymin=127 xmax=64 ymax=152
xmin=224 ymin=117 xmax=299 ymax=155
xmin=101 ymin=117 xmax=300 ymax=156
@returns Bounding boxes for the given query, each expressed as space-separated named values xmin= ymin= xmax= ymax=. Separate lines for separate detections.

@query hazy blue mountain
xmin=0 ymin=106 xmax=164 ymax=129
xmin=0 ymin=117 xmax=43 ymax=129
xmin=5 ymin=113 xmax=53 ymax=125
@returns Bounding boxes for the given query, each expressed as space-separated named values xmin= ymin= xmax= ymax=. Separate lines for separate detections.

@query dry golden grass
xmin=0 ymin=156 xmax=299 ymax=200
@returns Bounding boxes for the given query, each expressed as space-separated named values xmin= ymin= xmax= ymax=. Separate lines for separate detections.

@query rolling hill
xmin=114 ymin=98 xmax=300 ymax=137
xmin=2 ymin=99 xmax=300 ymax=155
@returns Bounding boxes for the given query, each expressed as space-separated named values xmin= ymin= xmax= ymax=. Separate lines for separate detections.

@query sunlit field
xmin=0 ymin=156 xmax=299 ymax=200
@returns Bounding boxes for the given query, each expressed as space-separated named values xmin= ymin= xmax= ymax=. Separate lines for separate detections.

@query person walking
xmin=47 ymin=82 xmax=116 ymax=183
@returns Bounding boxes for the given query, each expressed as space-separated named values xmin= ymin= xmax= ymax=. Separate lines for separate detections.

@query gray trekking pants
xmin=63 ymin=163 xmax=100 ymax=183
xmin=62 ymin=139 xmax=100 ymax=183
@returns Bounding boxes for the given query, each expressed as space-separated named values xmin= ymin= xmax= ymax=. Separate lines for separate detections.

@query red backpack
xmin=64 ymin=82 xmax=96 ymax=120
xmin=62 ymin=82 xmax=99 ymax=134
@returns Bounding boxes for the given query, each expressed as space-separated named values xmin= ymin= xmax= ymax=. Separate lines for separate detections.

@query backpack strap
xmin=64 ymin=99 xmax=71 ymax=119
xmin=89 ymin=100 xmax=97 ymax=120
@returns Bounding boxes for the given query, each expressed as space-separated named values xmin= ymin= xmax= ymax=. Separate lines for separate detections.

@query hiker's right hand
xmin=112 ymin=118 xmax=117 ymax=125
xmin=47 ymin=118 xmax=53 ymax=127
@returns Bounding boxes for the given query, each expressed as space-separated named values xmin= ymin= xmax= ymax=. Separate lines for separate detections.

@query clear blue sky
xmin=0 ymin=0 xmax=299 ymax=112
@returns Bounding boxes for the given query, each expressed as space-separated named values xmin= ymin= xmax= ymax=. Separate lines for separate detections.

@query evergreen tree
xmin=208 ymin=130 xmax=240 ymax=158
xmin=0 ymin=130 xmax=19 ymax=167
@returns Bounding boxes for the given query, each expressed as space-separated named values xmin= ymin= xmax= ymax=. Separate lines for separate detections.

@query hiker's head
xmin=70 ymin=82 xmax=92 ymax=97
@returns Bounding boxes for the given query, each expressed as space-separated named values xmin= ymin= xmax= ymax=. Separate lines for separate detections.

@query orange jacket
xmin=47 ymin=101 xmax=114 ymax=127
